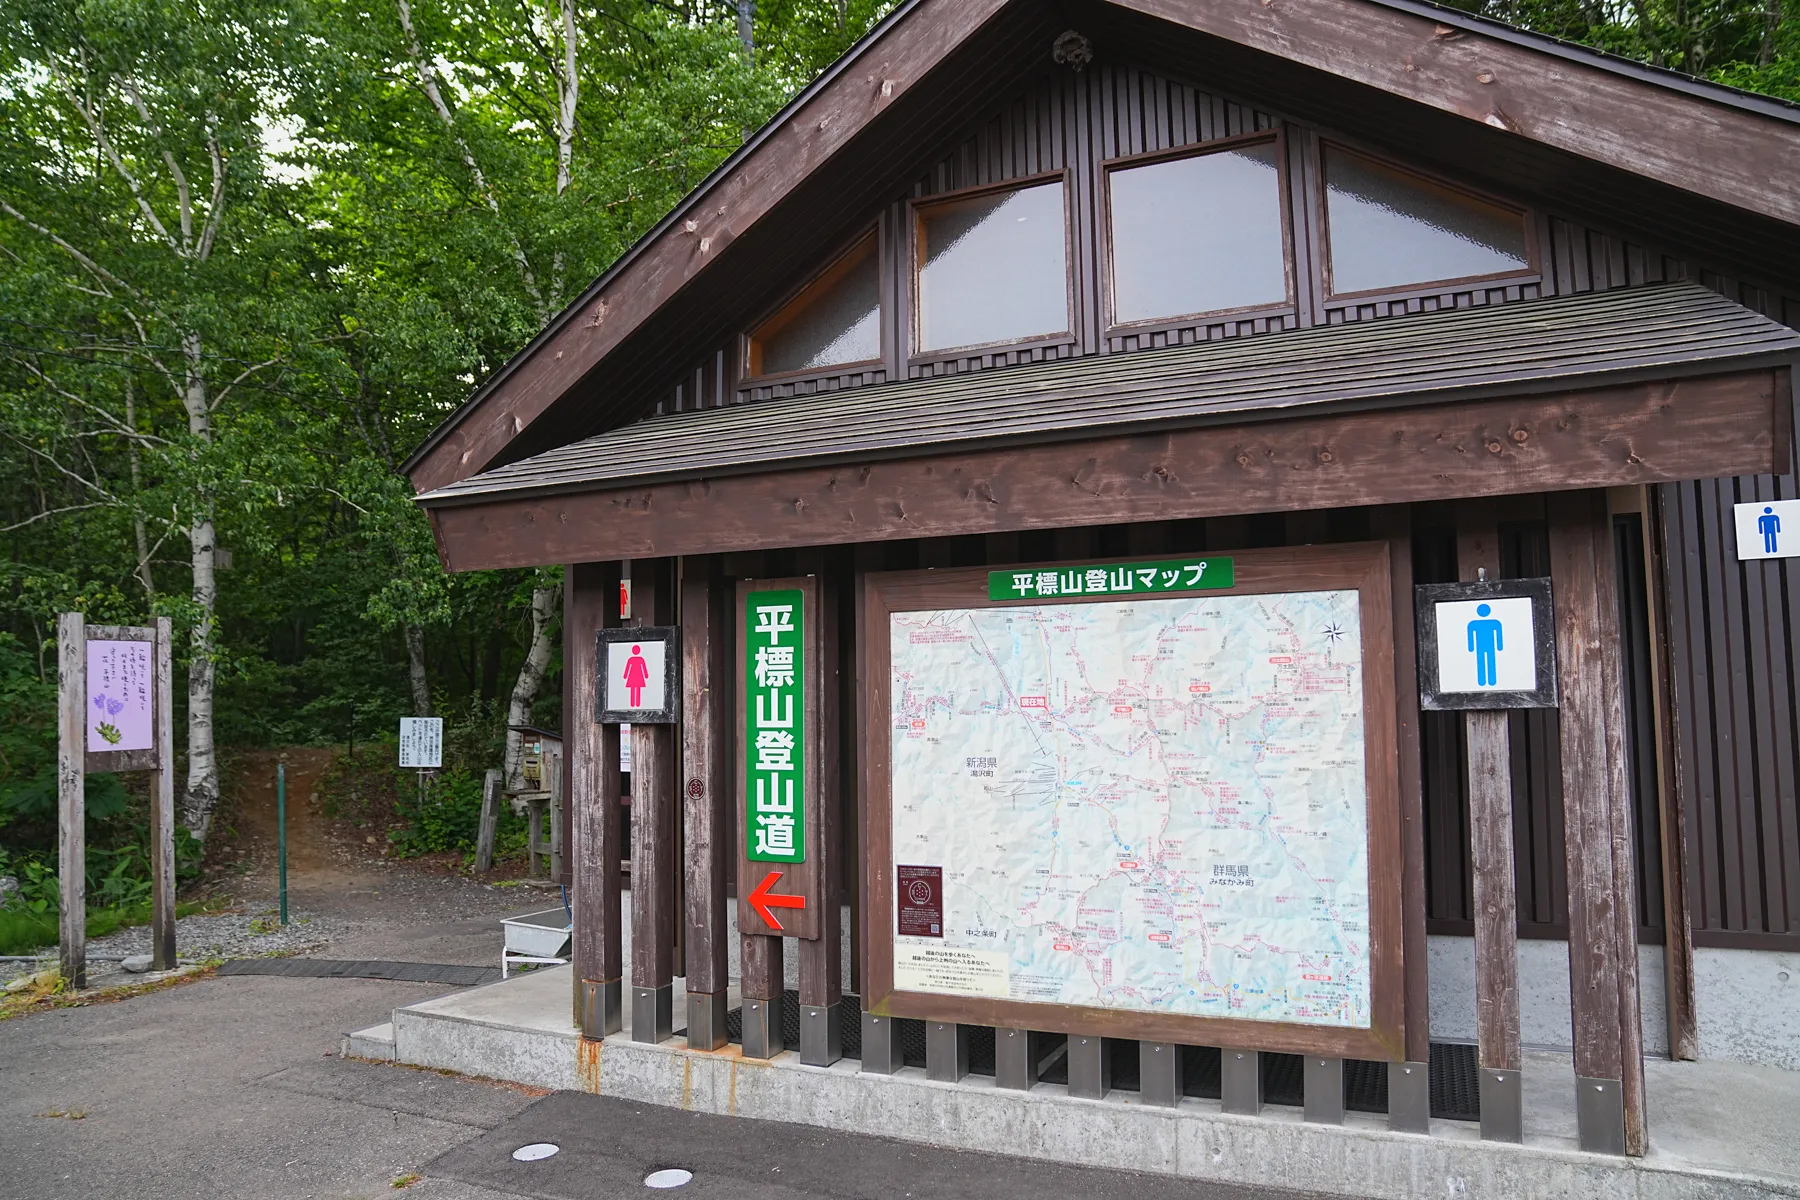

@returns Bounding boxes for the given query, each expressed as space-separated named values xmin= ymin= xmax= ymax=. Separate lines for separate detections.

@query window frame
xmin=740 ymin=226 xmax=886 ymax=385
xmin=907 ymin=169 xmax=1077 ymax=362
xmin=1315 ymin=140 xmax=1541 ymax=303
xmin=1099 ymin=129 xmax=1298 ymax=335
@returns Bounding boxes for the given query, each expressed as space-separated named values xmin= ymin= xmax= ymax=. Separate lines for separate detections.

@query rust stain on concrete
xmin=577 ymin=1036 xmax=604 ymax=1094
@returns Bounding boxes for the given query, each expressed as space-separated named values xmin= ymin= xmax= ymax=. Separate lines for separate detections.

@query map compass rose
xmin=1322 ymin=621 xmax=1345 ymax=643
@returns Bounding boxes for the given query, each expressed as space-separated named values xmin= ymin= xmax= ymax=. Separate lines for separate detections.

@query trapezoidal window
xmin=1322 ymin=145 xmax=1531 ymax=297
xmin=747 ymin=233 xmax=881 ymax=378
xmin=1106 ymin=138 xmax=1289 ymax=326
xmin=914 ymin=179 xmax=1069 ymax=354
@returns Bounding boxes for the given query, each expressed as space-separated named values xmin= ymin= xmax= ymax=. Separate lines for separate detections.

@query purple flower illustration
xmin=93 ymin=693 xmax=108 ymax=712
xmin=106 ymin=697 xmax=125 ymax=716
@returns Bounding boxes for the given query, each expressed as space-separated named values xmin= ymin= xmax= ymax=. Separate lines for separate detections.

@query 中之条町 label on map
xmin=988 ymin=557 xmax=1233 ymax=601
xmin=888 ymin=589 xmax=1371 ymax=1029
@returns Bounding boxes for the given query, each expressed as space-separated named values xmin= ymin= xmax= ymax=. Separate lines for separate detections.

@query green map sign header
xmin=987 ymin=557 xmax=1235 ymax=602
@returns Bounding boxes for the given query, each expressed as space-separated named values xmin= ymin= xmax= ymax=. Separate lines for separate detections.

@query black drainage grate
xmin=719 ymin=991 xmax=1481 ymax=1122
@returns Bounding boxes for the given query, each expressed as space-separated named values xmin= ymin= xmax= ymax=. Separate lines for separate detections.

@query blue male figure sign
xmin=1432 ymin=596 xmax=1538 ymax=695
xmin=1467 ymin=603 xmax=1505 ymax=687
xmin=1735 ymin=499 xmax=1800 ymax=561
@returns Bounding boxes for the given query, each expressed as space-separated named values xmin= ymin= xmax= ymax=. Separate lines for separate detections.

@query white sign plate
xmin=398 ymin=716 xmax=443 ymax=768
xmin=1735 ymin=499 xmax=1800 ymax=561
xmin=1432 ymin=596 xmax=1538 ymax=695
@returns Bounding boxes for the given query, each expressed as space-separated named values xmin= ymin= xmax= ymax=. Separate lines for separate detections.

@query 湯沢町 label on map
xmin=987 ymin=557 xmax=1234 ymax=601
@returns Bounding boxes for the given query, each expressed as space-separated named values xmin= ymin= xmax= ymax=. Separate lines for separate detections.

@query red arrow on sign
xmin=747 ymin=870 xmax=806 ymax=932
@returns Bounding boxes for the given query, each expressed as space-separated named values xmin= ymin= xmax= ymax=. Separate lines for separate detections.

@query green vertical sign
xmin=745 ymin=588 xmax=804 ymax=864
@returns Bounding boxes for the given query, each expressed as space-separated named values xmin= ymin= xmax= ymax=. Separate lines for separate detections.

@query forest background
xmin=0 ymin=0 xmax=1794 ymax=941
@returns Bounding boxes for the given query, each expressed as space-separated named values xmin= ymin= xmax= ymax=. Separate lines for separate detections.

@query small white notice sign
xmin=1735 ymin=499 xmax=1800 ymax=561
xmin=1433 ymin=596 xmax=1538 ymax=694
xmin=398 ymin=717 xmax=443 ymax=768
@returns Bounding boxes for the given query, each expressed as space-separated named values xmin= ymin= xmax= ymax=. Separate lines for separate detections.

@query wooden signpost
xmin=57 ymin=612 xmax=175 ymax=987
xmin=1416 ymin=561 xmax=1559 ymax=1145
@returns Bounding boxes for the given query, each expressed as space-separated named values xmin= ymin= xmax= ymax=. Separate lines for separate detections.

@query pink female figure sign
xmin=623 ymin=644 xmax=650 ymax=707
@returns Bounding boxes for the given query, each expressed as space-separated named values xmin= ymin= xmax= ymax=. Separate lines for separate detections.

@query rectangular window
xmin=1107 ymin=138 xmax=1289 ymax=325
xmin=914 ymin=179 xmax=1069 ymax=354
xmin=747 ymin=233 xmax=880 ymax=378
xmin=1323 ymin=145 xmax=1531 ymax=297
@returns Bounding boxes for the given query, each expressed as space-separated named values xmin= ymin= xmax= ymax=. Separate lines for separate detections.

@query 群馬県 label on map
xmin=895 ymin=944 xmax=1010 ymax=998
xmin=988 ymin=557 xmax=1234 ymax=601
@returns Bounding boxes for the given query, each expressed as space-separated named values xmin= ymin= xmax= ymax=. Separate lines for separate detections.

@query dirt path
xmin=225 ymin=747 xmax=382 ymax=894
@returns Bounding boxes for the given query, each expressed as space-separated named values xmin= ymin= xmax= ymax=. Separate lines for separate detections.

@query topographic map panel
xmin=889 ymin=591 xmax=1371 ymax=1028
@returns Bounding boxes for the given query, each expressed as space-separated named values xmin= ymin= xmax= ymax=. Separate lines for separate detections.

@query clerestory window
xmin=747 ymin=232 xmax=882 ymax=378
xmin=913 ymin=178 xmax=1071 ymax=354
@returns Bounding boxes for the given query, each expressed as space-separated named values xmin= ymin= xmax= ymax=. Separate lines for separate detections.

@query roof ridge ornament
xmin=1052 ymin=30 xmax=1092 ymax=72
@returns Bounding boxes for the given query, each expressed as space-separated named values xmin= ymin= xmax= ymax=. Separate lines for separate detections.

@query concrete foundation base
xmin=351 ymin=965 xmax=1800 ymax=1200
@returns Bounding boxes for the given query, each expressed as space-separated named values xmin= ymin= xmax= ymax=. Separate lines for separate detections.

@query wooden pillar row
xmin=631 ymin=558 xmax=678 ymax=1044
xmin=569 ymin=560 xmax=625 ymax=1037
xmin=1548 ymin=490 xmax=1648 ymax=1156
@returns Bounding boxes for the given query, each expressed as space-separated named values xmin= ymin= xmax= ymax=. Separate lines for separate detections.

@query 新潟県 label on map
xmin=888 ymin=589 xmax=1371 ymax=1029
xmin=987 ymin=557 xmax=1234 ymax=601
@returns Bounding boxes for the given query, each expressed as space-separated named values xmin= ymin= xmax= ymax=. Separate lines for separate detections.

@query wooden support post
xmin=1631 ymin=487 xmax=1698 ymax=1061
xmin=1457 ymin=505 xmax=1524 ymax=1143
xmin=852 ymin=541 xmax=883 ymax=1021
xmin=546 ymin=738 xmax=565 ymax=884
xmin=569 ymin=561 xmax=625 ymax=1037
xmin=526 ymin=800 xmax=544 ymax=877
xmin=57 ymin=612 xmax=85 ymax=989
xmin=1548 ymin=490 xmax=1648 ymax=1156
xmin=741 ymin=931 xmax=784 ymax=1059
xmin=797 ymin=549 xmax=842 ymax=1067
xmin=475 ymin=768 xmax=501 ymax=874
xmin=682 ymin=559 xmax=731 ymax=1050
xmin=631 ymin=558 xmax=677 ymax=1044
xmin=150 ymin=617 xmax=176 ymax=972
xmin=1371 ymin=504 xmax=1431 ymax=1134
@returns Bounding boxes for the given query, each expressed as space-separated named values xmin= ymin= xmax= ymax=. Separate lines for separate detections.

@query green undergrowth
xmin=0 ymin=898 xmax=221 ymax=957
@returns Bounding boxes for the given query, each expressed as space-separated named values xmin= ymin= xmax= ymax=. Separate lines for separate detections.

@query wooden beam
xmin=406 ymin=0 xmax=1013 ymax=494
xmin=1548 ymin=489 xmax=1647 ymax=1156
xmin=630 ymin=558 xmax=678 ymax=1043
xmin=1457 ymin=502 xmax=1524 ymax=1142
xmin=57 ymin=611 xmax=85 ymax=989
xmin=1640 ymin=488 xmax=1699 ymax=1060
xmin=150 ymin=616 xmax=176 ymax=972
xmin=569 ymin=560 xmax=625 ymax=1036
xmin=797 ymin=548 xmax=843 ymax=1066
xmin=681 ymin=558 xmax=732 ymax=1050
xmin=428 ymin=372 xmax=1783 ymax=572
xmin=1370 ymin=508 xmax=1430 ymax=1057
xmin=1121 ymin=0 xmax=1800 ymax=228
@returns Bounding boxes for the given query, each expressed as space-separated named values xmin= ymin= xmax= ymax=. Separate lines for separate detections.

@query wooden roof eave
xmin=402 ymin=0 xmax=1800 ymax=499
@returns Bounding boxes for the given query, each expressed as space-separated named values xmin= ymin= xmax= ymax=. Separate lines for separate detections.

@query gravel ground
xmin=3 ymin=908 xmax=354 ymax=992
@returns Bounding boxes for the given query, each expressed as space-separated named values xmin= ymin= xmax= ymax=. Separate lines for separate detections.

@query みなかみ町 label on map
xmin=895 ymin=944 xmax=1010 ymax=998
xmin=988 ymin=557 xmax=1233 ymax=601
xmin=897 ymin=865 xmax=943 ymax=937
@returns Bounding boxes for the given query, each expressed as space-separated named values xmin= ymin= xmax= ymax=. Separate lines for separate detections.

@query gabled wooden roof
xmin=405 ymin=0 xmax=1800 ymax=497
xmin=418 ymin=284 xmax=1800 ymax=507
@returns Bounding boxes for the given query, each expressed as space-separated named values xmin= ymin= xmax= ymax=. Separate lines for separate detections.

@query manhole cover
xmin=512 ymin=1143 xmax=560 ymax=1162
xmin=645 ymin=1168 xmax=694 ymax=1188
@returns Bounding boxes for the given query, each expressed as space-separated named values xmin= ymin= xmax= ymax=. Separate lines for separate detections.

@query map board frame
xmin=858 ymin=542 xmax=1407 ymax=1061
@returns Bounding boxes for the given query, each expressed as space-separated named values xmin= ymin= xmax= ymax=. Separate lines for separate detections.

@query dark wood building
xmin=407 ymin=0 xmax=1800 ymax=1161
